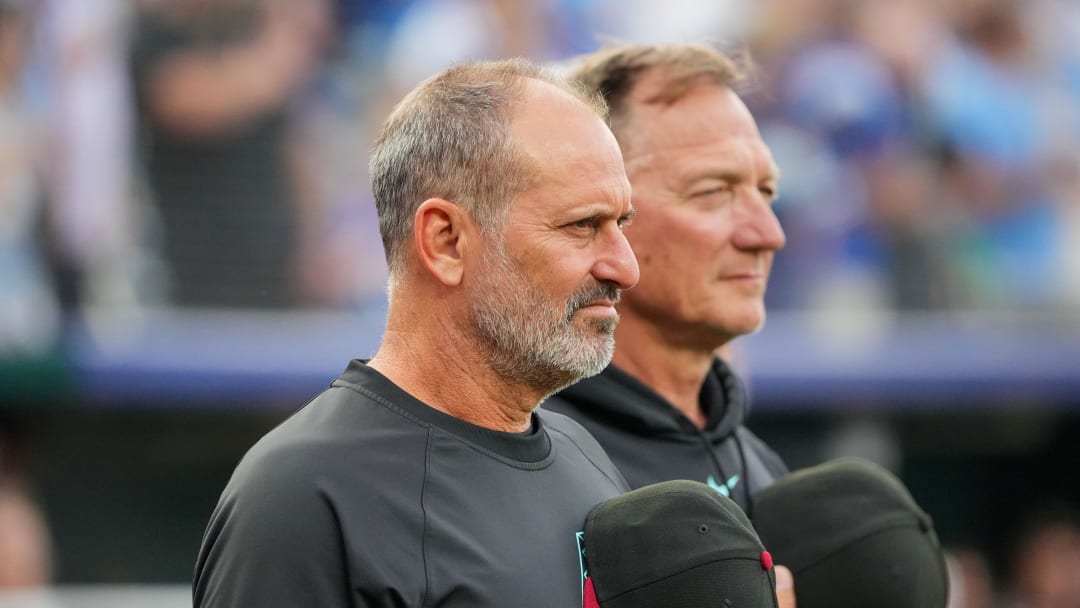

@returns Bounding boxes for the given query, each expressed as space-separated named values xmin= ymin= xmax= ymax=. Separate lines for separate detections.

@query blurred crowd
xmin=2 ymin=0 xmax=1079 ymax=358
xmin=944 ymin=505 xmax=1080 ymax=608
xmin=746 ymin=0 xmax=1080 ymax=315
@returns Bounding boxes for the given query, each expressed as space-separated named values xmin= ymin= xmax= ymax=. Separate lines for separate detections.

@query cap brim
xmin=600 ymin=559 xmax=778 ymax=608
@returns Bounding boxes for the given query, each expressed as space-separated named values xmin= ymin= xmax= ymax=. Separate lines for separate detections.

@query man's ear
xmin=414 ymin=198 xmax=470 ymax=286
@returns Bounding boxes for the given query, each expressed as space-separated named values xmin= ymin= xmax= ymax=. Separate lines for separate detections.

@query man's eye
xmin=616 ymin=216 xmax=633 ymax=231
xmin=691 ymin=186 xmax=733 ymax=205
xmin=694 ymin=183 xmax=732 ymax=197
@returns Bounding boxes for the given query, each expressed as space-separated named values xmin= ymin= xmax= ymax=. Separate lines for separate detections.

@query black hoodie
xmin=544 ymin=358 xmax=788 ymax=514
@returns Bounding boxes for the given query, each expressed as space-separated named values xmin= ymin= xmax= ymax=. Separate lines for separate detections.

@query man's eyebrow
xmin=677 ymin=165 xmax=782 ymax=187
xmin=671 ymin=163 xmax=737 ymax=185
xmin=563 ymin=203 xmax=636 ymax=222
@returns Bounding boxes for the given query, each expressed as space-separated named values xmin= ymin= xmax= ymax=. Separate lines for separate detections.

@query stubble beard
xmin=470 ymin=242 xmax=620 ymax=397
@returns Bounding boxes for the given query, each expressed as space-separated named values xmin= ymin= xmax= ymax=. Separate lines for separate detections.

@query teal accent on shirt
xmin=706 ymin=474 xmax=740 ymax=497
xmin=576 ymin=530 xmax=587 ymax=599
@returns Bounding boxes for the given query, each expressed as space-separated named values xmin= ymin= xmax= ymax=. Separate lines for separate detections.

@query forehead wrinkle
xmin=619 ymin=98 xmax=779 ymax=196
xmin=513 ymin=154 xmax=631 ymax=222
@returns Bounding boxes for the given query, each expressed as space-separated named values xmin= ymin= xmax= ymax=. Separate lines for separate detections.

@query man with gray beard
xmin=194 ymin=57 xmax=638 ymax=608
xmin=472 ymin=234 xmax=623 ymax=391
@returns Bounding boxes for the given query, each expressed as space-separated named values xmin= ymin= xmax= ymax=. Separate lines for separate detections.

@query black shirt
xmin=194 ymin=360 xmax=629 ymax=607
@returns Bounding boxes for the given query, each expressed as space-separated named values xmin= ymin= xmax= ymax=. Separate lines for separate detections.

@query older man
xmin=194 ymin=58 xmax=638 ymax=607
xmin=546 ymin=44 xmax=789 ymax=513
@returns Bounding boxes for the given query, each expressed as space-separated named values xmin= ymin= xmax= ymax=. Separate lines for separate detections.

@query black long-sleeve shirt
xmin=195 ymin=360 xmax=628 ymax=607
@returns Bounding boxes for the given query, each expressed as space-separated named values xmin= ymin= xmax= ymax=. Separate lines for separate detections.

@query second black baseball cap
xmin=751 ymin=457 xmax=949 ymax=608
xmin=582 ymin=479 xmax=778 ymax=608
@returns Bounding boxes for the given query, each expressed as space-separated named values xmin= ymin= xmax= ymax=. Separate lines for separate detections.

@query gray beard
xmin=470 ymin=244 xmax=619 ymax=396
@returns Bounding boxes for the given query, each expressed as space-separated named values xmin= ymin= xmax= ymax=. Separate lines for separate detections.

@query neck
xmin=369 ymin=298 xmax=542 ymax=433
xmin=610 ymin=315 xmax=720 ymax=429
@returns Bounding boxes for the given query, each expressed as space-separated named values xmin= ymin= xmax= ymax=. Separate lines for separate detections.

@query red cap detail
xmin=584 ymin=577 xmax=601 ymax=608
xmin=760 ymin=550 xmax=774 ymax=571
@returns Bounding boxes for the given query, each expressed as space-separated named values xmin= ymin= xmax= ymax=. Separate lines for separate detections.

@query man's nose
xmin=592 ymin=225 xmax=640 ymax=290
xmin=733 ymin=196 xmax=786 ymax=252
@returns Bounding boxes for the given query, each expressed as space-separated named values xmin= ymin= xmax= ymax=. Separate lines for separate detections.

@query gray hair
xmin=569 ymin=43 xmax=753 ymax=144
xmin=370 ymin=58 xmax=608 ymax=280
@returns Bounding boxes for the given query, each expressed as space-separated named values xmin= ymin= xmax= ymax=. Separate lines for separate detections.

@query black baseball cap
xmin=751 ymin=457 xmax=949 ymax=608
xmin=582 ymin=479 xmax=778 ymax=608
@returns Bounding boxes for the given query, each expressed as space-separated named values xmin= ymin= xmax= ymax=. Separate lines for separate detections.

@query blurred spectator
xmin=375 ymin=0 xmax=759 ymax=107
xmin=946 ymin=546 xmax=998 ymax=608
xmin=1023 ymin=0 xmax=1080 ymax=310
xmin=921 ymin=0 xmax=1066 ymax=309
xmin=35 ymin=0 xmax=140 ymax=311
xmin=747 ymin=0 xmax=935 ymax=312
xmin=577 ymin=0 xmax=753 ymax=50
xmin=0 ymin=481 xmax=52 ymax=588
xmin=0 ymin=0 xmax=59 ymax=356
xmin=130 ymin=0 xmax=332 ymax=308
xmin=1004 ymin=506 xmax=1080 ymax=608
xmin=380 ymin=0 xmax=548 ymax=94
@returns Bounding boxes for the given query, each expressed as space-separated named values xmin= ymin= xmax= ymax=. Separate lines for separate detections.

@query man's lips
xmin=720 ymin=270 xmax=766 ymax=281
xmin=576 ymin=297 xmax=620 ymax=318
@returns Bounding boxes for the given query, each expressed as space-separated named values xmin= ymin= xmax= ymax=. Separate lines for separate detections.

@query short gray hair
xmin=570 ymin=43 xmax=753 ymax=144
xmin=370 ymin=58 xmax=607 ymax=279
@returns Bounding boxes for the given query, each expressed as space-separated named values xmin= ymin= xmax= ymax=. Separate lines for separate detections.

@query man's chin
xmin=543 ymin=361 xmax=609 ymax=395
xmin=745 ymin=309 xmax=769 ymax=335
xmin=715 ymin=305 xmax=767 ymax=336
xmin=559 ymin=343 xmax=614 ymax=382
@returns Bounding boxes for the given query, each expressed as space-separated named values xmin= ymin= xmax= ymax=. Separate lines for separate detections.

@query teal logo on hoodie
xmin=706 ymin=474 xmax=740 ymax=497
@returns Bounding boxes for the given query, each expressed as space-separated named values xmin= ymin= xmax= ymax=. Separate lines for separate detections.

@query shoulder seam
xmin=331 ymin=379 xmax=431 ymax=429
xmin=546 ymin=424 xmax=628 ymax=492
